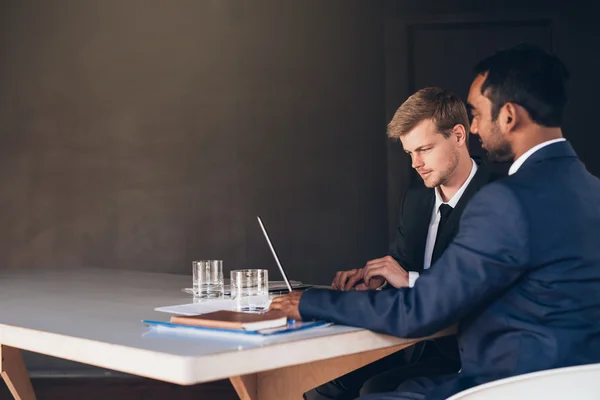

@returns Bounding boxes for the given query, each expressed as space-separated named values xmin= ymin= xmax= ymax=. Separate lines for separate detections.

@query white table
xmin=0 ymin=268 xmax=450 ymax=400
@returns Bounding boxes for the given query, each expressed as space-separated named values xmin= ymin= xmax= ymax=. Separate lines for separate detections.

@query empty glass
xmin=230 ymin=269 xmax=269 ymax=312
xmin=193 ymin=260 xmax=224 ymax=298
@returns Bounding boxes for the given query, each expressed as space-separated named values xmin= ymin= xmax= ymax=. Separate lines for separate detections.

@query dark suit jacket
xmin=388 ymin=162 xmax=498 ymax=273
xmin=299 ymin=141 xmax=600 ymax=399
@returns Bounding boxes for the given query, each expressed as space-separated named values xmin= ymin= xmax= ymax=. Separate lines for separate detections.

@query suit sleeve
xmin=299 ymin=182 xmax=530 ymax=338
xmin=387 ymin=188 xmax=415 ymax=270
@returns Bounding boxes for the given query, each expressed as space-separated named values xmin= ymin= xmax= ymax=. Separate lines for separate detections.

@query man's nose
xmin=411 ymin=154 xmax=423 ymax=169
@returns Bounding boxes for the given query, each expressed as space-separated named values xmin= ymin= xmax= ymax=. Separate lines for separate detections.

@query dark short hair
xmin=387 ymin=87 xmax=470 ymax=139
xmin=474 ymin=44 xmax=569 ymax=127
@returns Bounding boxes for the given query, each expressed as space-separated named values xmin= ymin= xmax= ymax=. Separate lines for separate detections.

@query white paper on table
xmin=155 ymin=299 xmax=236 ymax=315
xmin=154 ymin=298 xmax=272 ymax=316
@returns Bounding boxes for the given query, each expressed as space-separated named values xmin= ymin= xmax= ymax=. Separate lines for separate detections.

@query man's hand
xmin=362 ymin=256 xmax=409 ymax=288
xmin=332 ymin=267 xmax=386 ymax=291
xmin=268 ymin=291 xmax=303 ymax=320
xmin=353 ymin=276 xmax=385 ymax=291
xmin=332 ymin=268 xmax=362 ymax=291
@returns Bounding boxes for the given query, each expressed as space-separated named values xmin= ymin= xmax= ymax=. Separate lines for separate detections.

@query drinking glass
xmin=192 ymin=260 xmax=224 ymax=298
xmin=230 ymin=269 xmax=269 ymax=312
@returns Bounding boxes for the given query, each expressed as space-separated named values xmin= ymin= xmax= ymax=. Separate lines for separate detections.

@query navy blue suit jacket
xmin=299 ymin=141 xmax=600 ymax=399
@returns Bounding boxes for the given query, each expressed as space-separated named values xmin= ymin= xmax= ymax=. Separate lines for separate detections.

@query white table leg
xmin=230 ymin=343 xmax=411 ymax=400
xmin=0 ymin=345 xmax=36 ymax=400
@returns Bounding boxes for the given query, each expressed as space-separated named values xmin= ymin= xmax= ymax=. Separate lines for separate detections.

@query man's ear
xmin=452 ymin=124 xmax=468 ymax=146
xmin=500 ymin=102 xmax=519 ymax=133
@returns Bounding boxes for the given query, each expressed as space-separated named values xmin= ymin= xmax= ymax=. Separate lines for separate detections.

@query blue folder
xmin=142 ymin=319 xmax=331 ymax=341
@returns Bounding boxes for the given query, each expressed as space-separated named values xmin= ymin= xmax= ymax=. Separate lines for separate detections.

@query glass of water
xmin=193 ymin=260 xmax=224 ymax=298
xmin=230 ymin=269 xmax=269 ymax=312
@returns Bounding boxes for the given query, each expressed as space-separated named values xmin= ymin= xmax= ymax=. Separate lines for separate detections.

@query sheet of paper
xmin=155 ymin=299 xmax=273 ymax=315
xmin=155 ymin=299 xmax=239 ymax=315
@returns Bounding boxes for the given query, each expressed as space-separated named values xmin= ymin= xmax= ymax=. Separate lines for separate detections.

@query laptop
xmin=257 ymin=216 xmax=313 ymax=293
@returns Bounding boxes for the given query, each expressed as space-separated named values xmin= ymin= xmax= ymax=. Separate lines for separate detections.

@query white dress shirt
xmin=508 ymin=138 xmax=566 ymax=175
xmin=408 ymin=159 xmax=478 ymax=288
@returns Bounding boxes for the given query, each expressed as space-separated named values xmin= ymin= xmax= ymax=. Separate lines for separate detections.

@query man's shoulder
xmin=467 ymin=178 xmax=523 ymax=212
xmin=402 ymin=185 xmax=433 ymax=206
xmin=471 ymin=161 xmax=506 ymax=188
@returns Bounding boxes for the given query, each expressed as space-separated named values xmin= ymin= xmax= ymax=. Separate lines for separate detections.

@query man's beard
xmin=485 ymin=123 xmax=514 ymax=162
xmin=426 ymin=151 xmax=459 ymax=188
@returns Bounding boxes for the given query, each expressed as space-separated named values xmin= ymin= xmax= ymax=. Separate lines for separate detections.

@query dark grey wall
xmin=0 ymin=0 xmax=388 ymax=285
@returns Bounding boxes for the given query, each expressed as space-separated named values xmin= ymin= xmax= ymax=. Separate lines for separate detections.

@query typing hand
xmin=353 ymin=276 xmax=385 ymax=291
xmin=332 ymin=268 xmax=364 ymax=291
xmin=269 ymin=291 xmax=303 ymax=321
xmin=362 ymin=256 xmax=409 ymax=288
xmin=332 ymin=267 xmax=385 ymax=291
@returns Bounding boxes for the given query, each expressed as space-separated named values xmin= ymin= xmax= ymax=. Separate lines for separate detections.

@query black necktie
xmin=434 ymin=204 xmax=453 ymax=250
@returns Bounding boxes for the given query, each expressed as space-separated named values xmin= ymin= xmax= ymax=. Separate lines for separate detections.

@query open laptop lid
xmin=257 ymin=216 xmax=293 ymax=293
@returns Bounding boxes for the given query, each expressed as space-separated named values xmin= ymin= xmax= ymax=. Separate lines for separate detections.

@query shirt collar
xmin=509 ymin=138 xmax=566 ymax=175
xmin=435 ymin=158 xmax=478 ymax=211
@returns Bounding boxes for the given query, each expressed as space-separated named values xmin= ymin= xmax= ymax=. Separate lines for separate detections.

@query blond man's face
xmin=400 ymin=119 xmax=460 ymax=188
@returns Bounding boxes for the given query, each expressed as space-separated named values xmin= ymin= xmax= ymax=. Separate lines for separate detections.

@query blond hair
xmin=387 ymin=87 xmax=470 ymax=140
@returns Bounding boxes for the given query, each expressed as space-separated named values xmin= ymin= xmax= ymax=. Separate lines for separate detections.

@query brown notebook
xmin=170 ymin=310 xmax=288 ymax=331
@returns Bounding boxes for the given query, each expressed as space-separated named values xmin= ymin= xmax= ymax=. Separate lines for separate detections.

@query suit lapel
xmin=431 ymin=164 xmax=492 ymax=264
xmin=409 ymin=190 xmax=435 ymax=273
